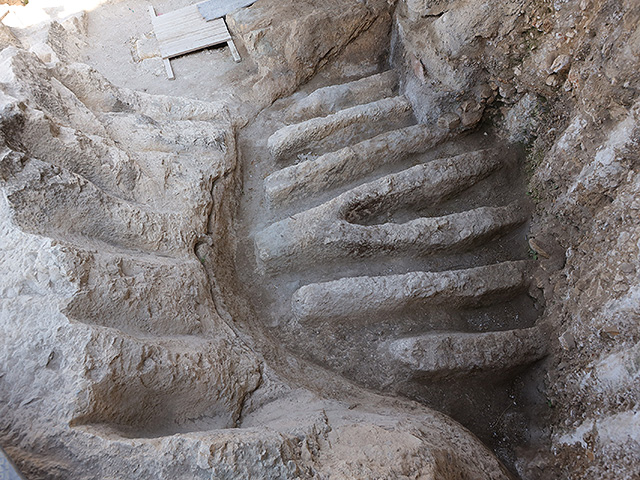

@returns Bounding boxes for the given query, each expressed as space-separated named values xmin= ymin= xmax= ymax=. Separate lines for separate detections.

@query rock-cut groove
xmin=236 ymin=66 xmax=547 ymax=450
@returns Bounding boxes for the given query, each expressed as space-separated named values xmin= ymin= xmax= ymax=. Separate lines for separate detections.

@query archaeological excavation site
xmin=0 ymin=0 xmax=638 ymax=478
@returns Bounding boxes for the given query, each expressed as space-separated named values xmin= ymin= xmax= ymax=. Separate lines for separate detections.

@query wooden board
xmin=197 ymin=0 xmax=257 ymax=21
xmin=150 ymin=4 xmax=231 ymax=59
xmin=149 ymin=4 xmax=241 ymax=79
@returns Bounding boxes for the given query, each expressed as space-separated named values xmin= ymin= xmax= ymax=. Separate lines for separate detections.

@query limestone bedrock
xmin=0 ymin=1 xmax=515 ymax=479
xmin=1 ymin=0 xmax=639 ymax=478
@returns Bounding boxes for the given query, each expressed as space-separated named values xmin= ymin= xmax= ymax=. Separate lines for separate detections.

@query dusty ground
xmin=80 ymin=0 xmax=258 ymax=104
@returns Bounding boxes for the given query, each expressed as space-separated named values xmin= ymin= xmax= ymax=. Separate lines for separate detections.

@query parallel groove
xmin=249 ymin=69 xmax=545 ymax=384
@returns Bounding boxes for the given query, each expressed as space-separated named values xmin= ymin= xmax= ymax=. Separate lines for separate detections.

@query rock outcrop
xmin=391 ymin=0 xmax=640 ymax=477
xmin=0 ymin=6 xmax=515 ymax=480
xmin=1 ymin=0 xmax=639 ymax=478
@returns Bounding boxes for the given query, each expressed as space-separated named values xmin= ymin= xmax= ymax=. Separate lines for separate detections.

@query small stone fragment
xmin=549 ymin=54 xmax=572 ymax=74
xmin=619 ymin=263 xmax=635 ymax=274
xmin=477 ymin=83 xmax=493 ymax=100
xmin=134 ymin=33 xmax=161 ymax=62
xmin=410 ymin=53 xmax=427 ymax=84
xmin=29 ymin=43 xmax=58 ymax=64
xmin=498 ymin=82 xmax=517 ymax=99
xmin=546 ymin=74 xmax=559 ymax=87
xmin=528 ymin=237 xmax=551 ymax=259
xmin=437 ymin=112 xmax=461 ymax=130
xmin=563 ymin=78 xmax=573 ymax=91
xmin=601 ymin=326 xmax=621 ymax=337
xmin=461 ymin=108 xmax=483 ymax=127
xmin=560 ymin=331 xmax=576 ymax=350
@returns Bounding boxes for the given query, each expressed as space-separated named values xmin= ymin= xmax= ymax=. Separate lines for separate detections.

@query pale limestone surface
xmin=1 ymin=0 xmax=638 ymax=478
xmin=0 ymin=4 xmax=515 ymax=479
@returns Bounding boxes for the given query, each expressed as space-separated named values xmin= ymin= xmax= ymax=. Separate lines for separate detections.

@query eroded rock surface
xmin=1 ymin=4 xmax=516 ymax=480
xmin=390 ymin=0 xmax=640 ymax=477
xmin=1 ymin=0 xmax=639 ymax=478
xmin=238 ymin=67 xmax=546 ymax=458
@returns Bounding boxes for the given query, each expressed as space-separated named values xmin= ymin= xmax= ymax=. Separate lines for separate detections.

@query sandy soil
xmin=77 ymin=0 xmax=257 ymax=102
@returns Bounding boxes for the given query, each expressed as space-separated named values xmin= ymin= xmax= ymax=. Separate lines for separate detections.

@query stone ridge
xmin=242 ymin=68 xmax=546 ymax=443
xmin=0 ymin=15 xmax=514 ymax=480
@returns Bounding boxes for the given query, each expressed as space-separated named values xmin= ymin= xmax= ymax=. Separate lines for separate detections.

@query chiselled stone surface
xmin=239 ymin=67 xmax=547 ymax=447
xmin=257 ymin=150 xmax=526 ymax=272
xmin=0 ymin=10 xmax=514 ymax=480
xmin=267 ymin=95 xmax=413 ymax=161
xmin=264 ymin=123 xmax=449 ymax=207
xmin=4 ymin=0 xmax=638 ymax=478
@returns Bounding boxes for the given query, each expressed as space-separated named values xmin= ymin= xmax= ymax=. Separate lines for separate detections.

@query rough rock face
xmin=392 ymin=0 xmax=640 ymax=477
xmin=0 ymin=42 xmax=261 ymax=475
xmin=1 ymin=0 xmax=638 ymax=478
xmin=227 ymin=0 xmax=396 ymax=103
xmin=533 ymin=101 xmax=640 ymax=479
xmin=0 ymin=4 xmax=517 ymax=480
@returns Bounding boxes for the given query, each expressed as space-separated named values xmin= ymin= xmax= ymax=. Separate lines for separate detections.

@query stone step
xmin=291 ymin=260 xmax=531 ymax=323
xmin=264 ymin=124 xmax=449 ymax=208
xmin=256 ymin=150 xmax=510 ymax=273
xmin=2 ymin=79 xmax=220 ymax=217
xmin=258 ymin=203 xmax=526 ymax=274
xmin=13 ymin=106 xmax=139 ymax=204
xmin=285 ymin=70 xmax=398 ymax=121
xmin=387 ymin=326 xmax=547 ymax=379
xmin=22 ymin=117 xmax=213 ymax=216
xmin=267 ymin=95 xmax=413 ymax=162
xmin=55 ymin=62 xmax=229 ymax=122
xmin=100 ymin=113 xmax=229 ymax=155
xmin=69 ymin=329 xmax=261 ymax=436
xmin=62 ymin=249 xmax=213 ymax=336
xmin=341 ymin=149 xmax=506 ymax=223
xmin=2 ymin=150 xmax=202 ymax=256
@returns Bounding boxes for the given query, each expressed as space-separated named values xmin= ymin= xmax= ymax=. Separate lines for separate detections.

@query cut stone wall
xmin=391 ymin=0 xmax=640 ymax=477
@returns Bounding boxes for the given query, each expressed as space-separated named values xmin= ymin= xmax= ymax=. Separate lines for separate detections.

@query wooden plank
xmin=160 ymin=30 xmax=230 ymax=45
xmin=151 ymin=6 xmax=176 ymax=79
xmin=155 ymin=26 xmax=230 ymax=47
xmin=152 ymin=13 xmax=205 ymax=32
xmin=160 ymin=37 xmax=229 ymax=59
xmin=163 ymin=58 xmax=175 ymax=80
xmin=151 ymin=7 xmax=202 ymax=27
xmin=227 ymin=39 xmax=241 ymax=62
xmin=197 ymin=0 xmax=257 ymax=21
xmin=153 ymin=17 xmax=228 ymax=34
xmin=159 ymin=32 xmax=231 ymax=48
xmin=157 ymin=28 xmax=231 ymax=58
xmin=151 ymin=8 xmax=231 ymax=56
xmin=149 ymin=2 xmax=241 ymax=74
xmin=153 ymin=20 xmax=230 ymax=42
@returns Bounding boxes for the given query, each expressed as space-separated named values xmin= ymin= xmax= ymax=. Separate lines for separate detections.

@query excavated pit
xmin=235 ymin=68 xmax=546 ymax=453
xmin=1 ymin=0 xmax=639 ymax=478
